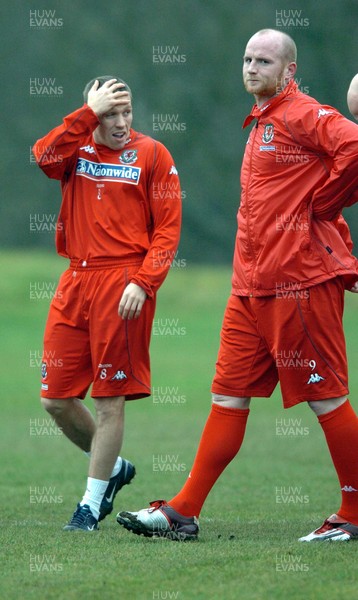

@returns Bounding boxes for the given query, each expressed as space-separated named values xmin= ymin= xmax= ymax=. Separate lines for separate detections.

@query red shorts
xmin=211 ymin=277 xmax=349 ymax=408
xmin=41 ymin=259 xmax=156 ymax=400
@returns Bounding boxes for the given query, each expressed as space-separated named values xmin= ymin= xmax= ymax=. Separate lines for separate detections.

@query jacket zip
xmin=244 ymin=120 xmax=259 ymax=297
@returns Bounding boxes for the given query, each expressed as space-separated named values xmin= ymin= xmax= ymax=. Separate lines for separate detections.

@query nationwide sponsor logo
xmin=262 ymin=123 xmax=274 ymax=143
xmin=76 ymin=158 xmax=141 ymax=185
xmin=119 ymin=149 xmax=138 ymax=164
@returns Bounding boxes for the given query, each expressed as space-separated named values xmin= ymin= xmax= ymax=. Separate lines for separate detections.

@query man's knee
xmin=94 ymin=396 xmax=125 ymax=423
xmin=308 ymin=396 xmax=348 ymax=416
xmin=40 ymin=396 xmax=73 ymax=416
xmin=212 ymin=393 xmax=251 ymax=409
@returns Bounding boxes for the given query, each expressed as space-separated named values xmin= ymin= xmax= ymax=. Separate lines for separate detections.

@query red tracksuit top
xmin=233 ymin=80 xmax=358 ymax=296
xmin=33 ymin=104 xmax=182 ymax=298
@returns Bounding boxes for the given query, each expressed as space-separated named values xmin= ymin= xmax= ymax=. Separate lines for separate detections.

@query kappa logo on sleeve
xmin=317 ymin=108 xmax=335 ymax=119
xmin=80 ymin=145 xmax=96 ymax=154
xmin=76 ymin=158 xmax=141 ymax=185
xmin=169 ymin=165 xmax=178 ymax=175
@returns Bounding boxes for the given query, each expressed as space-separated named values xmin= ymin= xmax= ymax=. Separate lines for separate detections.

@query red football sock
xmin=169 ymin=403 xmax=249 ymax=517
xmin=318 ymin=400 xmax=358 ymax=525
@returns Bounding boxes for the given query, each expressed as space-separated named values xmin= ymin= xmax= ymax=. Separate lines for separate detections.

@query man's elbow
xmin=347 ymin=75 xmax=358 ymax=120
xmin=347 ymin=96 xmax=358 ymax=120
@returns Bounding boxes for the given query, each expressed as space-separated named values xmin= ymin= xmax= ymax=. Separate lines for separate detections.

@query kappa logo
xmin=80 ymin=145 xmax=96 ymax=154
xmin=262 ymin=123 xmax=274 ymax=143
xmin=169 ymin=165 xmax=178 ymax=175
xmin=341 ymin=485 xmax=358 ymax=492
xmin=307 ymin=373 xmax=325 ymax=384
xmin=111 ymin=370 xmax=127 ymax=381
xmin=119 ymin=149 xmax=138 ymax=164
xmin=317 ymin=108 xmax=334 ymax=119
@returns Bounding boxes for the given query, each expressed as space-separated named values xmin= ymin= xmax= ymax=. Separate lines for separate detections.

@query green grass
xmin=1 ymin=250 xmax=358 ymax=600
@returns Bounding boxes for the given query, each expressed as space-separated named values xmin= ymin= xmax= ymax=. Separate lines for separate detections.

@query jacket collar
xmin=242 ymin=79 xmax=298 ymax=128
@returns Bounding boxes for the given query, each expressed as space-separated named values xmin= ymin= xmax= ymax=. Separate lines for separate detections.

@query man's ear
xmin=286 ymin=62 xmax=297 ymax=81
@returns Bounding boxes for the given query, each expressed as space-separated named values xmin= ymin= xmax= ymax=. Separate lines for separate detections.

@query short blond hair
xmin=83 ymin=75 xmax=132 ymax=103
xmin=253 ymin=29 xmax=297 ymax=64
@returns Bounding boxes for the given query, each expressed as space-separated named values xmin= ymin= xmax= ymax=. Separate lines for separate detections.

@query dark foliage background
xmin=2 ymin=0 xmax=357 ymax=262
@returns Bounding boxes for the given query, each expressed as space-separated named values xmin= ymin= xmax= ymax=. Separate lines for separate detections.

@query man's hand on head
xmin=87 ymin=79 xmax=131 ymax=117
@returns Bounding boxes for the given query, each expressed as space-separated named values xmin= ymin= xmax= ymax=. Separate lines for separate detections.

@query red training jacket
xmin=233 ymin=80 xmax=358 ymax=297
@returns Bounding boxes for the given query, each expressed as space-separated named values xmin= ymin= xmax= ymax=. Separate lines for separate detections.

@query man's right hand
xmin=87 ymin=79 xmax=130 ymax=117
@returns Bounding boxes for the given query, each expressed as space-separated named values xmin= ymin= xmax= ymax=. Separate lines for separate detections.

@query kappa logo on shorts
xmin=111 ymin=370 xmax=127 ymax=381
xmin=307 ymin=373 xmax=325 ymax=384
xmin=306 ymin=359 xmax=325 ymax=385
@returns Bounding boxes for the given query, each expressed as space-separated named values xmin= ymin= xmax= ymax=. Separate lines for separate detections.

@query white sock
xmin=110 ymin=456 xmax=123 ymax=478
xmin=80 ymin=477 xmax=108 ymax=520
xmin=84 ymin=453 xmax=122 ymax=479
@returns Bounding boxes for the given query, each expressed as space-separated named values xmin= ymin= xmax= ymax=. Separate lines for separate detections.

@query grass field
xmin=1 ymin=250 xmax=358 ymax=600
